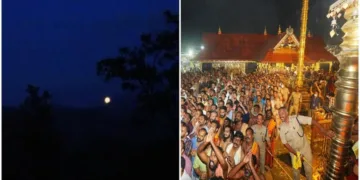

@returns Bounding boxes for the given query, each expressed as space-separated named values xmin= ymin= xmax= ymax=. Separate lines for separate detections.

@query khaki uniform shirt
xmin=252 ymin=125 xmax=269 ymax=146
xmin=279 ymin=115 xmax=312 ymax=151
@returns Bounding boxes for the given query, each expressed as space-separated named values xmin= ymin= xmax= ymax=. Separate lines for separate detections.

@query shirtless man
xmin=279 ymin=83 xmax=290 ymax=104
xmin=287 ymin=86 xmax=302 ymax=116
xmin=234 ymin=120 xmax=248 ymax=136
xmin=210 ymin=120 xmax=221 ymax=146
xmin=194 ymin=114 xmax=209 ymax=133
xmin=242 ymin=128 xmax=260 ymax=169
xmin=228 ymin=152 xmax=266 ymax=180
xmin=192 ymin=109 xmax=202 ymax=122
xmin=271 ymin=92 xmax=283 ymax=138
xmin=224 ymin=131 xmax=245 ymax=169
xmin=218 ymin=106 xmax=227 ymax=127
xmin=219 ymin=125 xmax=233 ymax=150
xmin=197 ymin=129 xmax=228 ymax=179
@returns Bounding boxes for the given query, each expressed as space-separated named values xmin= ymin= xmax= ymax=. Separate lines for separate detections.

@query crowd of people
xmin=179 ymin=66 xmax=357 ymax=180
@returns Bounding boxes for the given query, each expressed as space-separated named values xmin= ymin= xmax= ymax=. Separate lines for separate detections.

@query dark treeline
xmin=3 ymin=10 xmax=179 ymax=180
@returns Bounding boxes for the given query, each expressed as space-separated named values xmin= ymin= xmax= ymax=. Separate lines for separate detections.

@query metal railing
xmin=310 ymin=110 xmax=332 ymax=176
xmin=311 ymin=110 xmax=332 ymax=151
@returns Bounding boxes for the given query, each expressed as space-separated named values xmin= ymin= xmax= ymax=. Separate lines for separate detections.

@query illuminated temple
xmin=181 ymin=0 xmax=358 ymax=179
xmin=186 ymin=26 xmax=337 ymax=73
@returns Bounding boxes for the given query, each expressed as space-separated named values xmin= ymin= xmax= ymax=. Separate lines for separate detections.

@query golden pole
xmin=296 ymin=0 xmax=309 ymax=87
xmin=324 ymin=1 xmax=359 ymax=179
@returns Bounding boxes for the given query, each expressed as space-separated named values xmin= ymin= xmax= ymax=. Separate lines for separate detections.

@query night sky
xmin=181 ymin=0 xmax=336 ymax=52
xmin=3 ymin=0 xmax=178 ymax=107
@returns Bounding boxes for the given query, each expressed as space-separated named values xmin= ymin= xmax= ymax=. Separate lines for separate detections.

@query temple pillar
xmin=324 ymin=1 xmax=358 ymax=179
xmin=296 ymin=0 xmax=309 ymax=88
xmin=329 ymin=61 xmax=333 ymax=72
xmin=315 ymin=62 xmax=320 ymax=71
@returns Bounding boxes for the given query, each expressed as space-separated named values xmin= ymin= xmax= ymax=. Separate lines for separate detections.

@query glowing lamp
xmin=188 ymin=49 xmax=194 ymax=57
xmin=342 ymin=3 xmax=348 ymax=9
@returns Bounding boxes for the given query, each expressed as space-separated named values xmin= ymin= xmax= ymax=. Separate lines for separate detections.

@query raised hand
xmin=243 ymin=152 xmax=252 ymax=163
xmin=227 ymin=156 xmax=235 ymax=168
xmin=205 ymin=132 xmax=214 ymax=143
xmin=223 ymin=151 xmax=229 ymax=158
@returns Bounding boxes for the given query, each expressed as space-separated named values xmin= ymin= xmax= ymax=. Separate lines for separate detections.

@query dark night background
xmin=181 ymin=0 xmax=341 ymax=52
xmin=2 ymin=0 xmax=345 ymax=179
xmin=3 ymin=0 xmax=179 ymax=179
xmin=3 ymin=0 xmax=177 ymax=107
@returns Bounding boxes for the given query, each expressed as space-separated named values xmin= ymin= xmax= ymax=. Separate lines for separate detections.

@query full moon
xmin=104 ymin=97 xmax=111 ymax=104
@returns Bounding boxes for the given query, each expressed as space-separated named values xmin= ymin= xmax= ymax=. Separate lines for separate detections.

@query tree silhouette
xmin=21 ymin=84 xmax=52 ymax=117
xmin=97 ymin=10 xmax=179 ymax=126
xmin=18 ymin=84 xmax=61 ymax=179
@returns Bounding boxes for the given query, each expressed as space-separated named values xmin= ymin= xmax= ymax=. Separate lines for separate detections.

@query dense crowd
xmin=179 ymin=67 xmax=357 ymax=180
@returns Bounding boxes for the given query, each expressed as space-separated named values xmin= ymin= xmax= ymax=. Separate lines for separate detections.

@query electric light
xmin=188 ymin=49 xmax=194 ymax=57
xmin=200 ymin=45 xmax=204 ymax=50
xmin=342 ymin=3 xmax=348 ymax=9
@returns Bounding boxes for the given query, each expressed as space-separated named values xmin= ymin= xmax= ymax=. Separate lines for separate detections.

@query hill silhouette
xmin=3 ymin=104 xmax=178 ymax=180
xmin=3 ymin=10 xmax=179 ymax=180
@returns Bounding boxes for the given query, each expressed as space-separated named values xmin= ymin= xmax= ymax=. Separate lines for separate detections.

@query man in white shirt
xmin=181 ymin=156 xmax=192 ymax=180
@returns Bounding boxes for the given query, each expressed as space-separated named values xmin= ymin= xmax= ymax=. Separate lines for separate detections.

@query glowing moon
xmin=104 ymin=97 xmax=111 ymax=104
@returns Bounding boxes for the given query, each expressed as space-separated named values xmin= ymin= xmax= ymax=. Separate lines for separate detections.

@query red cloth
xmin=213 ymin=135 xmax=220 ymax=145
xmin=347 ymin=173 xmax=358 ymax=180
xmin=265 ymin=140 xmax=275 ymax=168
xmin=346 ymin=161 xmax=358 ymax=180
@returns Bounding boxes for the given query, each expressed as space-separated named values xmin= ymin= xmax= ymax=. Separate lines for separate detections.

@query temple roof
xmin=196 ymin=32 xmax=337 ymax=63
xmin=196 ymin=33 xmax=274 ymax=61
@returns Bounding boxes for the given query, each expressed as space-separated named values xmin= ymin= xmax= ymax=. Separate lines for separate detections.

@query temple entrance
xmin=320 ymin=63 xmax=330 ymax=72
xmin=201 ymin=63 xmax=212 ymax=71
xmin=246 ymin=62 xmax=257 ymax=74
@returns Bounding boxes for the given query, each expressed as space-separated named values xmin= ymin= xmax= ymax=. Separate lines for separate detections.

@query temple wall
xmin=198 ymin=61 xmax=248 ymax=73
xmin=181 ymin=60 xmax=333 ymax=73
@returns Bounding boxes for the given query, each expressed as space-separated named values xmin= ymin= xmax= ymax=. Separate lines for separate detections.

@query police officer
xmin=278 ymin=107 xmax=335 ymax=180
xmin=251 ymin=114 xmax=270 ymax=174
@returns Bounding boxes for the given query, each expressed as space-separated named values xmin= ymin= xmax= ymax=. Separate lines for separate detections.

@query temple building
xmin=192 ymin=26 xmax=337 ymax=73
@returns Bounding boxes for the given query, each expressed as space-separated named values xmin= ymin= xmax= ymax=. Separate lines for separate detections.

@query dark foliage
xmin=4 ymin=86 xmax=178 ymax=179
xmin=3 ymin=85 xmax=63 ymax=180
xmin=4 ymin=10 xmax=179 ymax=180
xmin=97 ymin=10 xmax=179 ymax=127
